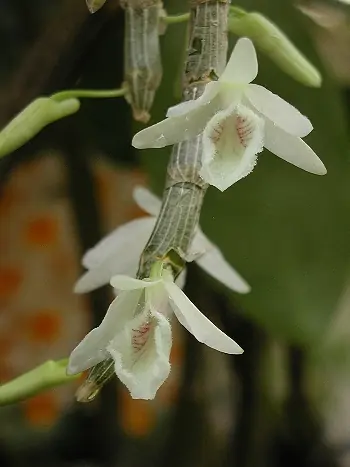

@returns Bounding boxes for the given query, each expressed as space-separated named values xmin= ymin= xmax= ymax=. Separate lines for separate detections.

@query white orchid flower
xmin=68 ymin=267 xmax=243 ymax=399
xmin=132 ymin=37 xmax=326 ymax=191
xmin=74 ymin=185 xmax=250 ymax=295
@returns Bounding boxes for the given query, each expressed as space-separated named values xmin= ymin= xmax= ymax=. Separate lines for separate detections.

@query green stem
xmin=52 ymin=87 xmax=127 ymax=101
xmin=149 ymin=259 xmax=165 ymax=280
xmin=163 ymin=6 xmax=244 ymax=26
xmin=229 ymin=5 xmax=247 ymax=18
xmin=0 ymin=358 xmax=80 ymax=406
xmin=164 ymin=13 xmax=190 ymax=24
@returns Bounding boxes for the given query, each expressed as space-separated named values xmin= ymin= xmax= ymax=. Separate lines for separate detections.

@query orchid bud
xmin=0 ymin=97 xmax=80 ymax=159
xmin=228 ymin=9 xmax=322 ymax=87
xmin=86 ymin=0 xmax=107 ymax=14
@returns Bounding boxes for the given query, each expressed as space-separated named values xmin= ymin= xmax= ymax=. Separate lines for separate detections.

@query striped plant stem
xmin=137 ymin=0 xmax=230 ymax=279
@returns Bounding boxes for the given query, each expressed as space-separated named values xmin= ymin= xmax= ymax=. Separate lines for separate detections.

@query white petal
xmin=246 ymin=84 xmax=313 ymax=137
xmin=200 ymin=103 xmax=264 ymax=191
xmin=132 ymin=98 xmax=219 ymax=150
xmin=175 ymin=269 xmax=187 ymax=290
xmin=74 ymin=261 xmax=137 ymax=294
xmin=145 ymin=282 xmax=169 ymax=312
xmin=166 ymin=82 xmax=221 ymax=117
xmin=81 ymin=217 xmax=155 ymax=270
xmin=75 ymin=217 xmax=156 ymax=293
xmin=110 ymin=275 xmax=161 ymax=290
xmin=264 ymin=119 xmax=327 ymax=175
xmin=220 ymin=38 xmax=258 ymax=84
xmin=67 ymin=289 xmax=142 ymax=374
xmin=164 ymin=282 xmax=243 ymax=354
xmin=192 ymin=230 xmax=250 ymax=294
xmin=132 ymin=186 xmax=161 ymax=217
xmin=107 ymin=309 xmax=172 ymax=400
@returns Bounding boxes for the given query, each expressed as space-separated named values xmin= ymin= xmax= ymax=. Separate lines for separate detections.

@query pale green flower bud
xmin=86 ymin=0 xmax=107 ymax=14
xmin=228 ymin=8 xmax=322 ymax=88
xmin=0 ymin=97 xmax=80 ymax=159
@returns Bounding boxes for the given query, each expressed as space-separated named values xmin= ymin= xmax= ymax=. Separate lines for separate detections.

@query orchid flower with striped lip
xmin=74 ymin=185 xmax=250 ymax=295
xmin=132 ymin=37 xmax=326 ymax=191
xmin=67 ymin=266 xmax=243 ymax=399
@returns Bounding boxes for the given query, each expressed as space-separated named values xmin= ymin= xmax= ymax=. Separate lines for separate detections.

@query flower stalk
xmin=0 ymin=359 xmax=79 ymax=406
xmin=52 ymin=87 xmax=127 ymax=100
xmin=0 ymin=87 xmax=127 ymax=159
xmin=138 ymin=0 xmax=230 ymax=278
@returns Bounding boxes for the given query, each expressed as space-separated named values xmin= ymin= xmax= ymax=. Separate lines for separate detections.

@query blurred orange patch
xmin=0 ymin=361 xmax=14 ymax=383
xmin=130 ymin=168 xmax=148 ymax=188
xmin=0 ymin=267 xmax=22 ymax=299
xmin=25 ymin=216 xmax=59 ymax=246
xmin=157 ymin=377 xmax=180 ymax=406
xmin=170 ymin=341 xmax=183 ymax=365
xmin=120 ymin=390 xmax=155 ymax=437
xmin=23 ymin=393 xmax=59 ymax=427
xmin=0 ymin=336 xmax=13 ymax=355
xmin=25 ymin=310 xmax=62 ymax=344
xmin=94 ymin=170 xmax=112 ymax=206
xmin=124 ymin=202 xmax=149 ymax=220
xmin=0 ymin=188 xmax=19 ymax=215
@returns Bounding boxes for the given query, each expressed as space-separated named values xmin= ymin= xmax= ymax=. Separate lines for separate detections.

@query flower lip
xmin=107 ymin=307 xmax=172 ymax=400
xmin=200 ymin=102 xmax=265 ymax=191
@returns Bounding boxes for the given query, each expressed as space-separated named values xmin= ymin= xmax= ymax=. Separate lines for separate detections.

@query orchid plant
xmin=0 ymin=0 xmax=327 ymax=406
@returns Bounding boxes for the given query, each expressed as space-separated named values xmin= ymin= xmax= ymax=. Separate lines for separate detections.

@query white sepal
xmin=132 ymin=92 xmax=220 ymax=149
xmin=246 ymin=84 xmax=313 ymax=137
xmin=166 ymin=82 xmax=221 ymax=117
xmin=164 ymin=281 xmax=243 ymax=354
xmin=75 ymin=217 xmax=155 ymax=293
xmin=219 ymin=37 xmax=258 ymax=84
xmin=264 ymin=119 xmax=327 ymax=175
xmin=190 ymin=229 xmax=250 ymax=293
xmin=67 ymin=290 xmax=142 ymax=374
